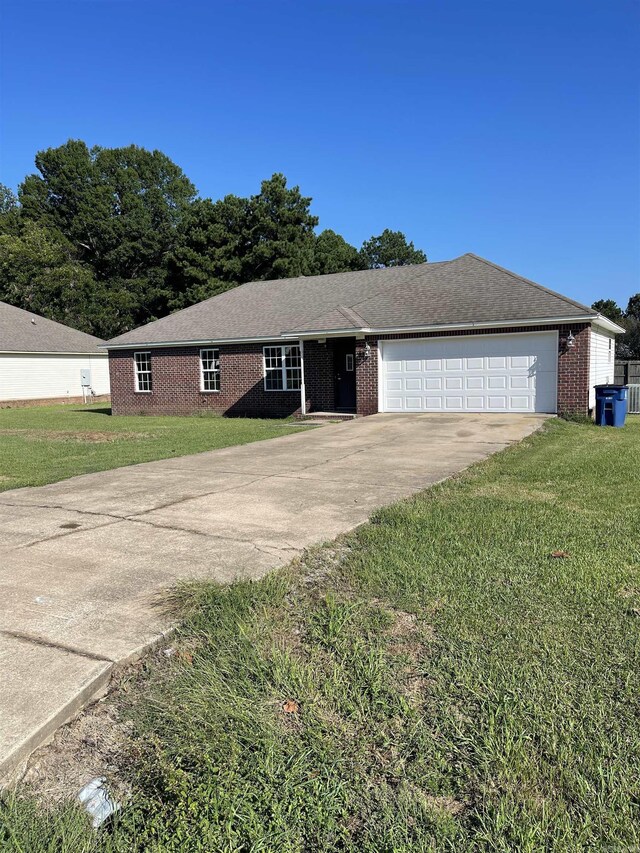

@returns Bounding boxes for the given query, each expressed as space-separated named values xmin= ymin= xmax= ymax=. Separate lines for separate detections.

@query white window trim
xmin=263 ymin=344 xmax=302 ymax=391
xmin=200 ymin=347 xmax=220 ymax=393
xmin=134 ymin=351 xmax=152 ymax=393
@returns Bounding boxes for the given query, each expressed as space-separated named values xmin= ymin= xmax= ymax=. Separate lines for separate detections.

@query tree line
xmin=1 ymin=139 xmax=638 ymax=358
xmin=0 ymin=140 xmax=426 ymax=339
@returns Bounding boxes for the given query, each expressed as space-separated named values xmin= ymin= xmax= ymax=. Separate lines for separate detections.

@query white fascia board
xmin=590 ymin=315 xmax=626 ymax=334
xmin=0 ymin=350 xmax=108 ymax=356
xmin=285 ymin=315 xmax=601 ymax=339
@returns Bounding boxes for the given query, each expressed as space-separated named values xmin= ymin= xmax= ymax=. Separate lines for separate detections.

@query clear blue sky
xmin=1 ymin=0 xmax=638 ymax=307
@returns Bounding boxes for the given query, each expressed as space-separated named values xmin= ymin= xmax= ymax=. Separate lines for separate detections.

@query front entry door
xmin=334 ymin=339 xmax=356 ymax=411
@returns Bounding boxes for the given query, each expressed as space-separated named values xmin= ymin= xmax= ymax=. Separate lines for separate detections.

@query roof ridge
xmin=463 ymin=254 xmax=595 ymax=315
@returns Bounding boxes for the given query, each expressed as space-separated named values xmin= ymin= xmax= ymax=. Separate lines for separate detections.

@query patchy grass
xmin=0 ymin=403 xmax=306 ymax=491
xmin=1 ymin=417 xmax=639 ymax=851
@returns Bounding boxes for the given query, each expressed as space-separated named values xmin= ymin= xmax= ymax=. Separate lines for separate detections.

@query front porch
xmin=301 ymin=336 xmax=376 ymax=417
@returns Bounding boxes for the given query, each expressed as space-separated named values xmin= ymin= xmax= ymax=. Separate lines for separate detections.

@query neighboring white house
xmin=0 ymin=301 xmax=110 ymax=404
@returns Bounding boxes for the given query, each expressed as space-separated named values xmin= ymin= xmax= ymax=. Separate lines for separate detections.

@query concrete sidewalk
xmin=0 ymin=413 xmax=547 ymax=780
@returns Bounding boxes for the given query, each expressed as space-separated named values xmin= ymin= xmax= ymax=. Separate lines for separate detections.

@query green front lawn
xmin=2 ymin=418 xmax=639 ymax=851
xmin=0 ymin=403 xmax=305 ymax=491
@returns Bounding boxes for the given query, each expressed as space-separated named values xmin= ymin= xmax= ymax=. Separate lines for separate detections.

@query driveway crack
xmin=0 ymin=629 xmax=114 ymax=663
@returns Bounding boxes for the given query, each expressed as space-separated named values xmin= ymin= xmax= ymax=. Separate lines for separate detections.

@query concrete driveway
xmin=0 ymin=412 xmax=546 ymax=779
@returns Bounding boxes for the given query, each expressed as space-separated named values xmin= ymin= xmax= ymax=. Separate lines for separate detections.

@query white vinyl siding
xmin=0 ymin=353 xmax=110 ymax=402
xmin=589 ymin=327 xmax=615 ymax=409
xmin=380 ymin=332 xmax=558 ymax=413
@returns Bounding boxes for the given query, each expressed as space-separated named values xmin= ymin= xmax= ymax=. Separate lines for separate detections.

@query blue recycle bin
xmin=594 ymin=384 xmax=628 ymax=428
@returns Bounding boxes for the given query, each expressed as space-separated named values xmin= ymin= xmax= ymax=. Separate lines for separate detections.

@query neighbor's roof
xmin=106 ymin=253 xmax=605 ymax=348
xmin=0 ymin=301 xmax=106 ymax=354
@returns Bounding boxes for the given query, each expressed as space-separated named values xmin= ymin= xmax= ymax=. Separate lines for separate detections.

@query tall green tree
xmin=360 ymin=228 xmax=427 ymax=268
xmin=0 ymin=184 xmax=20 ymax=235
xmin=621 ymin=294 xmax=640 ymax=359
xmin=168 ymin=174 xmax=319 ymax=308
xmin=313 ymin=229 xmax=364 ymax=275
xmin=19 ymin=140 xmax=196 ymax=328
xmin=243 ymin=173 xmax=318 ymax=280
xmin=0 ymin=221 xmax=125 ymax=336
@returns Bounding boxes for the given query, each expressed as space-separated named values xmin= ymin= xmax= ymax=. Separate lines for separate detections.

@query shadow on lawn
xmin=73 ymin=407 xmax=113 ymax=416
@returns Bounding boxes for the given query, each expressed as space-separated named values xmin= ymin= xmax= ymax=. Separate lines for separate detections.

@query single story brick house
xmin=105 ymin=253 xmax=623 ymax=418
xmin=0 ymin=301 xmax=110 ymax=406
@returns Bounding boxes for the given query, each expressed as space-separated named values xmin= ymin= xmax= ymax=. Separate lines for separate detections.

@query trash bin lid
xmin=594 ymin=384 xmax=627 ymax=391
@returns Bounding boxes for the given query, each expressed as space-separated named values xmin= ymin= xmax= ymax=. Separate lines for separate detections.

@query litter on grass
xmin=78 ymin=776 xmax=120 ymax=828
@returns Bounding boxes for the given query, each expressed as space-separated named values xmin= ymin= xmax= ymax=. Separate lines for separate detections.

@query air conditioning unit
xmin=628 ymin=385 xmax=640 ymax=414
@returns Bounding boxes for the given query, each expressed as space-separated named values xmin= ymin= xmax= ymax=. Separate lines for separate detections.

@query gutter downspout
xmin=299 ymin=339 xmax=306 ymax=416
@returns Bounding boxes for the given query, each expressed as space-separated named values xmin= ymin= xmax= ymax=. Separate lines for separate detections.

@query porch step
xmin=295 ymin=411 xmax=358 ymax=422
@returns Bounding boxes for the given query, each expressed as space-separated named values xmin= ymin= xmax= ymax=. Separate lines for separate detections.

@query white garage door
xmin=380 ymin=332 xmax=557 ymax=413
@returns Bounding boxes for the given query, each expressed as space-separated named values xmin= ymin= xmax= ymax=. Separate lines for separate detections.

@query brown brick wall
xmin=556 ymin=324 xmax=590 ymax=415
xmin=355 ymin=323 xmax=591 ymax=416
xmin=355 ymin=338 xmax=378 ymax=416
xmin=109 ymin=344 xmax=302 ymax=417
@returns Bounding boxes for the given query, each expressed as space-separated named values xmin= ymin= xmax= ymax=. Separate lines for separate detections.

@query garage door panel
xmin=488 ymin=396 xmax=507 ymax=409
xmin=488 ymin=356 xmax=507 ymax=369
xmin=381 ymin=333 xmax=557 ymax=413
xmin=466 ymin=357 xmax=484 ymax=369
xmin=445 ymin=377 xmax=463 ymax=390
xmin=466 ymin=376 xmax=484 ymax=389
xmin=487 ymin=376 xmax=507 ymax=389
xmin=466 ymin=396 xmax=485 ymax=408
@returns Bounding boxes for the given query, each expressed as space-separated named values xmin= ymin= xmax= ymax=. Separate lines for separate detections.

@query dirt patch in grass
xmin=19 ymin=696 xmax=134 ymax=806
xmin=0 ymin=429 xmax=146 ymax=443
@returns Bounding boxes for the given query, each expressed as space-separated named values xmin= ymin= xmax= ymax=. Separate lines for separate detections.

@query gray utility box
xmin=80 ymin=368 xmax=92 ymax=387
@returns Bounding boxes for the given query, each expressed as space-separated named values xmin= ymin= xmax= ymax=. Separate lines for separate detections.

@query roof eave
xmin=591 ymin=314 xmax=626 ymax=334
xmin=284 ymin=314 xmax=602 ymax=339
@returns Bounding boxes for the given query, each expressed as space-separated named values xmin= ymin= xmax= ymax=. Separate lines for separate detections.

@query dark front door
xmin=334 ymin=339 xmax=356 ymax=411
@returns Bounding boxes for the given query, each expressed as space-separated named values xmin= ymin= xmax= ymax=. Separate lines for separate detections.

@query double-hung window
xmin=263 ymin=345 xmax=302 ymax=391
xmin=134 ymin=351 xmax=152 ymax=392
xmin=200 ymin=348 xmax=220 ymax=392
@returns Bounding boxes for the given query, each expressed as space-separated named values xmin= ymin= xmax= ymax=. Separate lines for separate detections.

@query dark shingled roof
xmin=0 ymin=302 xmax=106 ymax=353
xmin=106 ymin=253 xmax=597 ymax=347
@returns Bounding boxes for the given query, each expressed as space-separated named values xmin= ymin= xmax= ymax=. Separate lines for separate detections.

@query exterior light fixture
xmin=566 ymin=331 xmax=576 ymax=349
xmin=364 ymin=342 xmax=371 ymax=359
